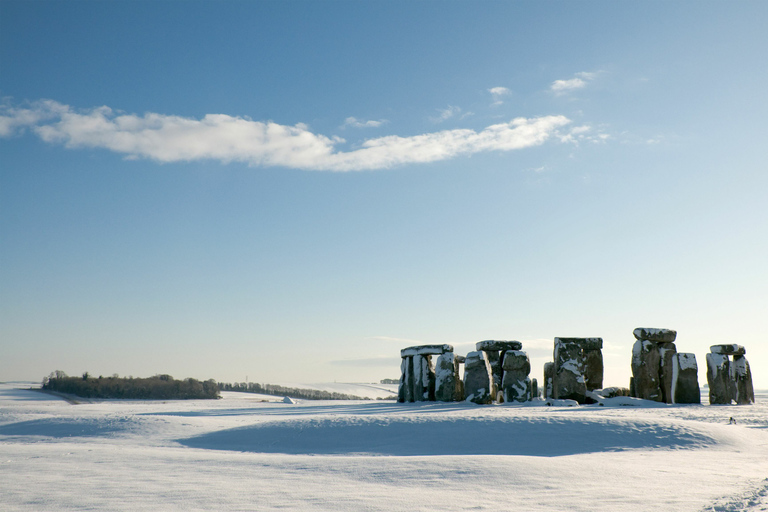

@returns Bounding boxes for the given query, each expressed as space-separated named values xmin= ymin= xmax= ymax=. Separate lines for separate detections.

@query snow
xmin=2 ymin=382 xmax=768 ymax=511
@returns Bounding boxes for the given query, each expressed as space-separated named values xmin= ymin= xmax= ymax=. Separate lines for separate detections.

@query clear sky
xmin=1 ymin=1 xmax=766 ymax=388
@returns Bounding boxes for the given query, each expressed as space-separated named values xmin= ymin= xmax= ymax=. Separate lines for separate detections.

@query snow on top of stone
xmin=633 ymin=328 xmax=677 ymax=342
xmin=475 ymin=340 xmax=523 ymax=352
xmin=709 ymin=344 xmax=746 ymax=356
xmin=400 ymin=344 xmax=453 ymax=357
xmin=676 ymin=353 xmax=698 ymax=371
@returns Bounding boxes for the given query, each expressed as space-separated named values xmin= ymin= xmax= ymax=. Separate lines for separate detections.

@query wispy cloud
xmin=431 ymin=105 xmax=463 ymax=123
xmin=1 ymin=99 xmax=571 ymax=172
xmin=551 ymin=71 xmax=598 ymax=95
xmin=557 ymin=124 xmax=610 ymax=145
xmin=365 ymin=336 xmax=426 ymax=345
xmin=488 ymin=86 xmax=511 ymax=105
xmin=343 ymin=116 xmax=387 ymax=129
xmin=329 ymin=356 xmax=401 ymax=367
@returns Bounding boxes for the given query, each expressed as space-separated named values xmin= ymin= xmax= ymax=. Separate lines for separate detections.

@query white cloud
xmin=343 ymin=116 xmax=386 ymax=129
xmin=431 ymin=105 xmax=462 ymax=123
xmin=1 ymin=99 xmax=571 ymax=172
xmin=488 ymin=86 xmax=511 ymax=105
xmin=551 ymin=71 xmax=598 ymax=95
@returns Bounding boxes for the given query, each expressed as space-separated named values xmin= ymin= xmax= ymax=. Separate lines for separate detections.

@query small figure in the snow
xmin=729 ymin=417 xmax=737 ymax=425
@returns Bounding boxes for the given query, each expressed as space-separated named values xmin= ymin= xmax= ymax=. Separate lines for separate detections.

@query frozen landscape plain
xmin=1 ymin=382 xmax=767 ymax=511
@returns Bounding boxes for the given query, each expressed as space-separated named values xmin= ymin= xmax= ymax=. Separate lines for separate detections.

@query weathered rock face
xmin=544 ymin=362 xmax=554 ymax=399
xmin=412 ymin=355 xmax=436 ymax=402
xmin=463 ymin=351 xmax=494 ymax=404
xmin=484 ymin=350 xmax=503 ymax=393
xmin=706 ymin=352 xmax=731 ymax=405
xmin=435 ymin=352 xmax=463 ymax=402
xmin=672 ymin=353 xmax=700 ymax=404
xmin=553 ymin=338 xmax=587 ymax=403
xmin=710 ymin=344 xmax=746 ymax=356
xmin=732 ymin=355 xmax=755 ymax=405
xmin=398 ymin=345 xmax=453 ymax=403
xmin=583 ymin=344 xmax=604 ymax=391
xmin=631 ymin=339 xmax=662 ymax=402
xmin=502 ymin=350 xmax=531 ymax=403
xmin=476 ymin=340 xmax=523 ymax=352
xmin=633 ymin=328 xmax=677 ymax=343
xmin=601 ymin=387 xmax=630 ymax=398
xmin=400 ymin=344 xmax=454 ymax=357
xmin=658 ymin=342 xmax=678 ymax=404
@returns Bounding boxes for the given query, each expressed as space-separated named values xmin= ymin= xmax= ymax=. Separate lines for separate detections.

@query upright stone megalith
xmin=463 ymin=351 xmax=494 ymax=404
xmin=672 ymin=353 xmax=700 ymax=404
xmin=706 ymin=352 xmax=731 ymax=404
xmin=582 ymin=338 xmax=604 ymax=391
xmin=553 ymin=338 xmax=587 ymax=403
xmin=732 ymin=355 xmax=755 ymax=405
xmin=543 ymin=362 xmax=554 ymax=399
xmin=630 ymin=328 xmax=677 ymax=402
xmin=501 ymin=350 xmax=531 ymax=403
xmin=435 ymin=352 xmax=463 ymax=402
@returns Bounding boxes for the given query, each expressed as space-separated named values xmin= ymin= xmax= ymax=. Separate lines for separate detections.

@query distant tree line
xmin=42 ymin=371 xmax=219 ymax=400
xmin=218 ymin=381 xmax=369 ymax=400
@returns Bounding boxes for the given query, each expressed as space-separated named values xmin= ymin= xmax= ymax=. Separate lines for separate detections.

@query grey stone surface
xmin=398 ymin=357 xmax=407 ymax=403
xmin=710 ymin=344 xmax=746 ymax=356
xmin=658 ymin=341 xmax=678 ymax=404
xmin=601 ymin=387 xmax=631 ymax=398
xmin=484 ymin=350 xmax=503 ymax=392
xmin=706 ymin=352 xmax=732 ymax=405
xmin=463 ymin=351 xmax=494 ymax=404
xmin=475 ymin=340 xmax=523 ymax=352
xmin=631 ymin=339 xmax=662 ymax=402
xmin=501 ymin=351 xmax=531 ymax=403
xmin=553 ymin=338 xmax=587 ymax=403
xmin=435 ymin=352 xmax=463 ymax=402
xmin=531 ymin=378 xmax=539 ymax=399
xmin=632 ymin=328 xmax=677 ymax=343
xmin=412 ymin=355 xmax=436 ymax=402
xmin=583 ymin=347 xmax=604 ymax=391
xmin=672 ymin=353 xmax=700 ymax=404
xmin=400 ymin=344 xmax=453 ymax=358
xmin=544 ymin=362 xmax=554 ymax=399
xmin=403 ymin=356 xmax=414 ymax=402
xmin=732 ymin=355 xmax=755 ymax=405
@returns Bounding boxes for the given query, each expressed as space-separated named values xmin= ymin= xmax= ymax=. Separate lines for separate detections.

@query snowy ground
xmin=1 ymin=382 xmax=767 ymax=511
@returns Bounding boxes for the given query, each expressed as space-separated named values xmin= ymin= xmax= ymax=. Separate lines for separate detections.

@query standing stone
xmin=629 ymin=376 xmax=635 ymax=398
xmin=732 ymin=355 xmax=755 ymax=405
xmin=658 ymin=342 xmax=678 ymax=404
xmin=412 ymin=355 xmax=436 ymax=402
xmin=553 ymin=338 xmax=587 ymax=403
xmin=463 ymin=351 xmax=494 ymax=404
xmin=403 ymin=356 xmax=414 ymax=402
xmin=544 ymin=362 xmax=554 ymax=399
xmin=672 ymin=353 xmax=700 ymax=404
xmin=476 ymin=341 xmax=522 ymax=395
xmin=398 ymin=357 xmax=407 ymax=403
xmin=631 ymin=339 xmax=662 ymax=402
xmin=502 ymin=350 xmax=531 ymax=403
xmin=435 ymin=352 xmax=462 ymax=402
xmin=531 ymin=378 xmax=539 ymax=399
xmin=706 ymin=352 xmax=732 ymax=405
xmin=582 ymin=338 xmax=604 ymax=391
xmin=485 ymin=350 xmax=503 ymax=393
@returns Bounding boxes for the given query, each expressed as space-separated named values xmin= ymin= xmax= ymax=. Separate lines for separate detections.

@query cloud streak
xmin=551 ymin=72 xmax=597 ymax=95
xmin=488 ymin=86 xmax=511 ymax=105
xmin=1 ymin=99 xmax=571 ymax=172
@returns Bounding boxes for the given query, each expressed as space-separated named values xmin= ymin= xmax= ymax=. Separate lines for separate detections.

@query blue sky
xmin=1 ymin=1 xmax=766 ymax=388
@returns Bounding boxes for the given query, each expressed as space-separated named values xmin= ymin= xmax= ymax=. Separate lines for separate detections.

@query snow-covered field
xmin=1 ymin=382 xmax=767 ymax=511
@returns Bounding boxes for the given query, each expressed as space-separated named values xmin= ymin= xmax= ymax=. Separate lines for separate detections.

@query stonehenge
xmin=397 ymin=341 xmax=533 ymax=404
xmin=630 ymin=328 xmax=701 ymax=404
xmin=395 ymin=331 xmax=755 ymax=407
xmin=706 ymin=345 xmax=754 ymax=405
